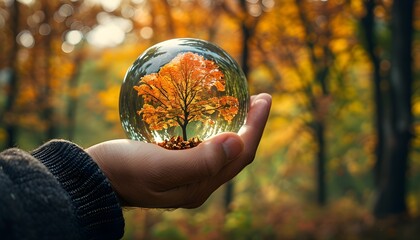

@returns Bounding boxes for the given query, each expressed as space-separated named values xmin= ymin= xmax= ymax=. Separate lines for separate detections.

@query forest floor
xmin=361 ymin=215 xmax=420 ymax=240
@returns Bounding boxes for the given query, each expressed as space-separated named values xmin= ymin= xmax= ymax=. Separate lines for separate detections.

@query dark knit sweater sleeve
xmin=31 ymin=140 xmax=124 ymax=240
xmin=0 ymin=148 xmax=83 ymax=240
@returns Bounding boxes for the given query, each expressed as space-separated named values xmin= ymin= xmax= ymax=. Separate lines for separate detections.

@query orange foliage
xmin=133 ymin=52 xmax=239 ymax=140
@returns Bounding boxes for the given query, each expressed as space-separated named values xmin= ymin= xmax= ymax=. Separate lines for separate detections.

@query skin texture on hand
xmin=86 ymin=93 xmax=272 ymax=209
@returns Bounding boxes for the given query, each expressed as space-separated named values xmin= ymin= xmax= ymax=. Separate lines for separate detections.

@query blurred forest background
xmin=1 ymin=0 xmax=420 ymax=239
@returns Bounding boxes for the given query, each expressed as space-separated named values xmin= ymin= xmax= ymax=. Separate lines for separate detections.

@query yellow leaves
xmin=257 ymin=93 xmax=302 ymax=157
xmin=413 ymin=101 xmax=420 ymax=116
xmin=408 ymin=193 xmax=419 ymax=216
xmin=98 ymin=85 xmax=120 ymax=123
xmin=350 ymin=0 xmax=367 ymax=18
xmin=99 ymin=43 xmax=147 ymax=79
xmin=330 ymin=38 xmax=349 ymax=53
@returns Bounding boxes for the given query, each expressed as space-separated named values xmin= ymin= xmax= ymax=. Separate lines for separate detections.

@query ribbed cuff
xmin=31 ymin=140 xmax=124 ymax=240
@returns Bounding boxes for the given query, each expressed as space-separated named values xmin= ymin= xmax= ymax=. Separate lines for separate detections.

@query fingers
xmin=146 ymin=132 xmax=244 ymax=190
xmin=239 ymin=93 xmax=272 ymax=159
xmin=152 ymin=93 xmax=272 ymax=208
xmin=154 ymin=93 xmax=271 ymax=189
xmin=202 ymin=93 xmax=272 ymax=193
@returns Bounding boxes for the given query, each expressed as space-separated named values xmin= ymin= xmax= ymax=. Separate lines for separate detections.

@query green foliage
xmin=224 ymin=209 xmax=276 ymax=239
xmin=152 ymin=224 xmax=187 ymax=240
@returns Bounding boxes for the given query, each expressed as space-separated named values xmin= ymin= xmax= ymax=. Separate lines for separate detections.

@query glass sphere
xmin=119 ymin=38 xmax=249 ymax=146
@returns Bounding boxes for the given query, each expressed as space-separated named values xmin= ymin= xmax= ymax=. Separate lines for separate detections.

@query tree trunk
xmin=360 ymin=0 xmax=386 ymax=189
xmin=315 ymin=121 xmax=326 ymax=205
xmin=4 ymin=1 xmax=20 ymax=148
xmin=373 ymin=0 xmax=414 ymax=218
xmin=181 ymin=124 xmax=188 ymax=141
xmin=295 ymin=0 xmax=332 ymax=206
xmin=66 ymin=54 xmax=83 ymax=141
xmin=223 ymin=0 xmax=253 ymax=212
xmin=42 ymin=3 xmax=58 ymax=140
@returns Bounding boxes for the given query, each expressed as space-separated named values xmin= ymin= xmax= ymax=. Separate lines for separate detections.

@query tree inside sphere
xmin=119 ymin=38 xmax=249 ymax=149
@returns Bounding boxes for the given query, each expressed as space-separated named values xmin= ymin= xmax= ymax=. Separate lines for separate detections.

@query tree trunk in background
xmin=223 ymin=0 xmax=255 ymax=212
xmin=3 ymin=1 xmax=20 ymax=148
xmin=315 ymin=121 xmax=326 ymax=205
xmin=373 ymin=0 xmax=414 ymax=218
xmin=295 ymin=0 xmax=333 ymax=206
xmin=360 ymin=0 xmax=385 ymax=189
xmin=66 ymin=54 xmax=83 ymax=141
xmin=160 ymin=0 xmax=175 ymax=36
xmin=41 ymin=3 xmax=58 ymax=140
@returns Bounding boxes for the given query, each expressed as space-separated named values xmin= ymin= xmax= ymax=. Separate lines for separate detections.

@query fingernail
xmin=222 ymin=137 xmax=243 ymax=159
xmin=252 ymin=93 xmax=272 ymax=108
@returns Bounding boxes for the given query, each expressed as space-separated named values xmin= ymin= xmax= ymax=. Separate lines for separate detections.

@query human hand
xmin=86 ymin=93 xmax=271 ymax=209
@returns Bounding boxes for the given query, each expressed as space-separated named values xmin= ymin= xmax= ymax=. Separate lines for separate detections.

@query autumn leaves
xmin=133 ymin=52 xmax=239 ymax=142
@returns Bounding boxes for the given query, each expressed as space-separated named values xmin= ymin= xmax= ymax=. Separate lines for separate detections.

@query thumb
xmin=151 ymin=133 xmax=244 ymax=188
xmin=138 ymin=133 xmax=244 ymax=208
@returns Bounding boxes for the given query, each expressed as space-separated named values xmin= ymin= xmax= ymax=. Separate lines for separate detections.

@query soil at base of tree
xmin=156 ymin=136 xmax=202 ymax=150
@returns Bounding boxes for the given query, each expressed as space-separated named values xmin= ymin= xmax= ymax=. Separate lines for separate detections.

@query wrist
xmin=31 ymin=139 xmax=125 ymax=239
